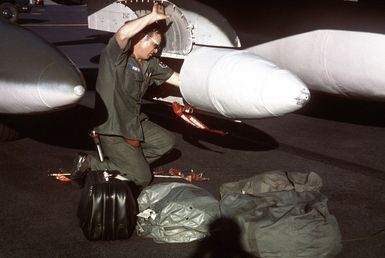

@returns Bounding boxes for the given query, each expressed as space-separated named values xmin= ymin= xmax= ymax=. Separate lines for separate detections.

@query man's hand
xmin=152 ymin=1 xmax=169 ymax=22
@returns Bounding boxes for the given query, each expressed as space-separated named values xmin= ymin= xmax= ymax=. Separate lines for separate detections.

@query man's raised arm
xmin=115 ymin=2 xmax=168 ymax=49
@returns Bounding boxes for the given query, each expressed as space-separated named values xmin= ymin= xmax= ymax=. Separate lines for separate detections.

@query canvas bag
xmin=136 ymin=182 xmax=220 ymax=243
xmin=220 ymin=170 xmax=342 ymax=258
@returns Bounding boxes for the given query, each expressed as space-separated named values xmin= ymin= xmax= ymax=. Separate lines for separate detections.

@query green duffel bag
xmin=136 ymin=182 xmax=220 ymax=243
xmin=220 ymin=171 xmax=342 ymax=258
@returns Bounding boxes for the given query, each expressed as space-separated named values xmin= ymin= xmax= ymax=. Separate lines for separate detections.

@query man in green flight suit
xmin=71 ymin=2 xmax=181 ymax=188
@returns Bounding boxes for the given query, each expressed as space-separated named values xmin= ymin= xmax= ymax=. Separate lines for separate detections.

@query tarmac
xmin=0 ymin=1 xmax=385 ymax=257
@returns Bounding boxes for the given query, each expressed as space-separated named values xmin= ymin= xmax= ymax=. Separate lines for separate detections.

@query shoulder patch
xmin=159 ymin=61 xmax=168 ymax=69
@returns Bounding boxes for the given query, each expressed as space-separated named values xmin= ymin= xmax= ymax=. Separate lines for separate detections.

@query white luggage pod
xmin=180 ymin=47 xmax=310 ymax=119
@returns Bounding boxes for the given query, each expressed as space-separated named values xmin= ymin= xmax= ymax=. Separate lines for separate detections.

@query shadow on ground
xmin=297 ymin=91 xmax=385 ymax=127
xmin=1 ymin=106 xmax=96 ymax=150
xmin=189 ymin=217 xmax=257 ymax=258
xmin=1 ymin=102 xmax=278 ymax=152
xmin=142 ymin=103 xmax=279 ymax=152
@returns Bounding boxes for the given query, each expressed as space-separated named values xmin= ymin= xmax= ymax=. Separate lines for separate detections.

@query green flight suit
xmin=89 ymin=36 xmax=175 ymax=187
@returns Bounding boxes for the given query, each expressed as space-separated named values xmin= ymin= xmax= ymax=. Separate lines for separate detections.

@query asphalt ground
xmin=1 ymin=1 xmax=385 ymax=257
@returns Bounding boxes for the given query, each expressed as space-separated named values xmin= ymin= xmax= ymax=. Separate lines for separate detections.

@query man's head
xmin=133 ymin=24 xmax=163 ymax=61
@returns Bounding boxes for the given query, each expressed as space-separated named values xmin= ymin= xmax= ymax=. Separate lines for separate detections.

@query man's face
xmin=134 ymin=33 xmax=162 ymax=61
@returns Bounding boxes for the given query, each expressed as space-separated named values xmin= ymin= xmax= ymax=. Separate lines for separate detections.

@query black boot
xmin=70 ymin=152 xmax=90 ymax=187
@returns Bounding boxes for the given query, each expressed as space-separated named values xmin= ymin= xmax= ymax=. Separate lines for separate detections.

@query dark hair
xmin=141 ymin=22 xmax=163 ymax=37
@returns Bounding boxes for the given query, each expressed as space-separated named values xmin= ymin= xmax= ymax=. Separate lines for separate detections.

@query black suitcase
xmin=77 ymin=170 xmax=138 ymax=241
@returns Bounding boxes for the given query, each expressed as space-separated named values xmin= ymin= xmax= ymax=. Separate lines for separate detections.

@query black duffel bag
xmin=77 ymin=170 xmax=138 ymax=241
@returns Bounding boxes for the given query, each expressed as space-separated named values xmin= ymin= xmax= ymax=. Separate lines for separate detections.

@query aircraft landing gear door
xmin=122 ymin=0 xmax=194 ymax=58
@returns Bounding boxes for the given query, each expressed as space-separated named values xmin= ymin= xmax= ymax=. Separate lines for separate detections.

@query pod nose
xmin=261 ymin=69 xmax=310 ymax=116
xmin=37 ymin=62 xmax=86 ymax=109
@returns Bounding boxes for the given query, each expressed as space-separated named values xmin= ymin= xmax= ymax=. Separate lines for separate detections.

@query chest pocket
xmin=127 ymin=64 xmax=143 ymax=82
xmin=123 ymin=64 xmax=144 ymax=99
